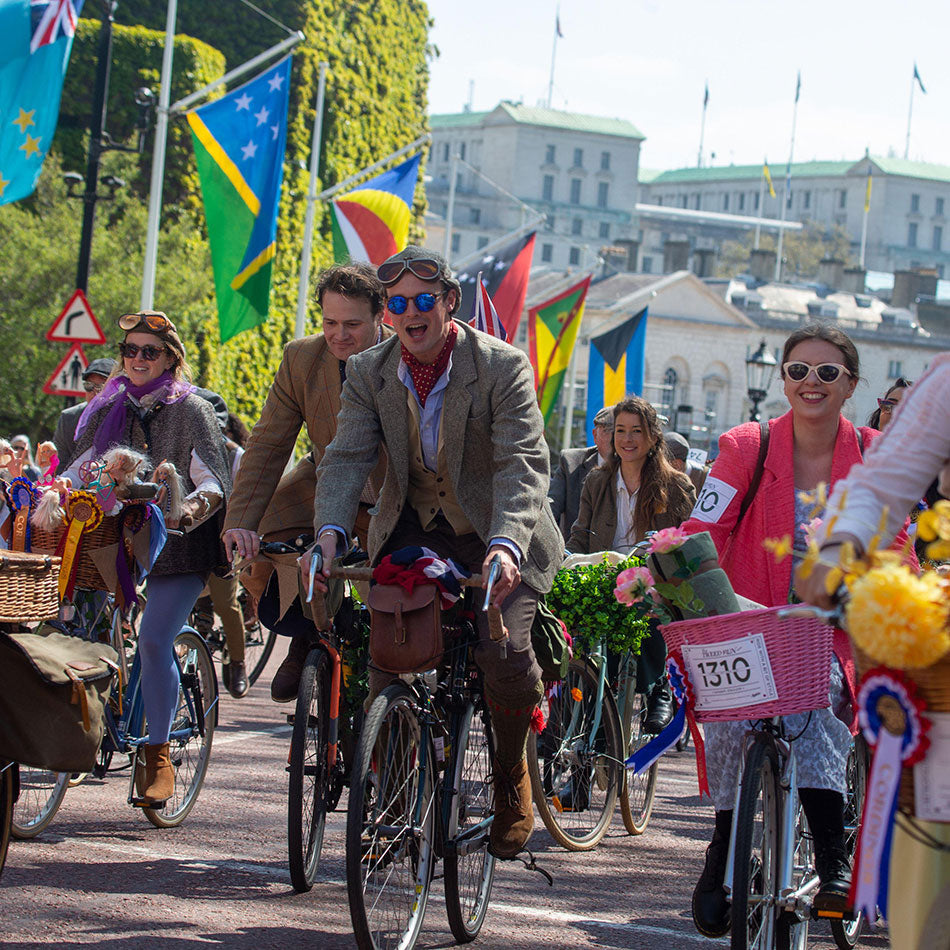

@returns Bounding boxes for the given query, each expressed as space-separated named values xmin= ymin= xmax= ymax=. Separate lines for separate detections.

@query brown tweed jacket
xmin=314 ymin=321 xmax=563 ymax=592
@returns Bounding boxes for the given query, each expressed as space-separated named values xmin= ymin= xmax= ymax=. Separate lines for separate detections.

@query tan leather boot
xmin=490 ymin=757 xmax=534 ymax=859
xmin=142 ymin=742 xmax=174 ymax=805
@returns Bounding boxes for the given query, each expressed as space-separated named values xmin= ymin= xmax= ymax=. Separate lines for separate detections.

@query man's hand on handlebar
xmin=298 ymin=532 xmax=337 ymax=599
xmin=481 ymin=545 xmax=519 ymax=608
xmin=223 ymin=527 xmax=260 ymax=563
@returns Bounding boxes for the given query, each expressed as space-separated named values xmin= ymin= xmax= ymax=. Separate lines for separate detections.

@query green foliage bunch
xmin=548 ymin=555 xmax=650 ymax=656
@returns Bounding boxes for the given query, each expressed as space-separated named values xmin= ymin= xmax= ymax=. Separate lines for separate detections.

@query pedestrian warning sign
xmin=46 ymin=289 xmax=106 ymax=344
xmin=43 ymin=343 xmax=90 ymax=397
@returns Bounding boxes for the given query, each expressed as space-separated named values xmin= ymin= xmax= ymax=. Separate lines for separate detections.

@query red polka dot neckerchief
xmin=401 ymin=321 xmax=458 ymax=408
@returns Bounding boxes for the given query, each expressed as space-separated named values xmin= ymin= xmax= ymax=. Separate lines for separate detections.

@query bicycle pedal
xmin=130 ymin=796 xmax=168 ymax=809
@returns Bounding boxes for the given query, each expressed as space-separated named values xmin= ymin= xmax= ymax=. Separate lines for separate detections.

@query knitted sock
xmin=486 ymin=680 xmax=544 ymax=772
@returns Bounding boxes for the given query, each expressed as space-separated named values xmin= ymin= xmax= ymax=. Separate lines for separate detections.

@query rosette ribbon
xmin=7 ymin=477 xmax=39 ymax=552
xmin=115 ymin=505 xmax=148 ymax=614
xmin=850 ymin=669 xmax=931 ymax=920
xmin=56 ymin=491 xmax=104 ymax=599
xmin=626 ymin=651 xmax=710 ymax=797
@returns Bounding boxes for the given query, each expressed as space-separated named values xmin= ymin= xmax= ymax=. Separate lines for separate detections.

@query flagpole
xmin=547 ymin=5 xmax=560 ymax=109
xmin=775 ymin=73 xmax=800 ymax=282
xmin=294 ymin=61 xmax=328 ymax=340
xmin=140 ymin=0 xmax=177 ymax=310
xmin=860 ymin=161 xmax=871 ymax=268
xmin=904 ymin=68 xmax=916 ymax=160
xmin=561 ymin=342 xmax=579 ymax=451
xmin=314 ymin=135 xmax=430 ymax=202
xmin=697 ymin=84 xmax=708 ymax=167
xmin=755 ymin=163 xmax=765 ymax=249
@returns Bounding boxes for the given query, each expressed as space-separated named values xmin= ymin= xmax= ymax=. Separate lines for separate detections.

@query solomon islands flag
xmin=585 ymin=308 xmax=647 ymax=442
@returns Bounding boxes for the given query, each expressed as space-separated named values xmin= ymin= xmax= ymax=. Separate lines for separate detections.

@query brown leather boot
xmin=490 ymin=757 xmax=534 ymax=859
xmin=271 ymin=636 xmax=311 ymax=703
xmin=141 ymin=742 xmax=174 ymax=805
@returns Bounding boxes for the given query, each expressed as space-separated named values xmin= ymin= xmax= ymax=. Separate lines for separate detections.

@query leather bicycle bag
xmin=0 ymin=626 xmax=118 ymax=772
xmin=368 ymin=583 xmax=443 ymax=674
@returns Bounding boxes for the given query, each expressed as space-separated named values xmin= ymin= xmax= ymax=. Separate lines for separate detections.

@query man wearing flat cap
xmin=303 ymin=245 xmax=562 ymax=860
xmin=52 ymin=357 xmax=116 ymax=470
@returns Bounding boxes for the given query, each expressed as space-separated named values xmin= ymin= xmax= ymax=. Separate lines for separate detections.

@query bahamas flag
xmin=528 ymin=275 xmax=591 ymax=423
xmin=187 ymin=56 xmax=291 ymax=342
xmin=585 ymin=308 xmax=647 ymax=442
xmin=0 ymin=0 xmax=85 ymax=206
xmin=330 ymin=153 xmax=420 ymax=264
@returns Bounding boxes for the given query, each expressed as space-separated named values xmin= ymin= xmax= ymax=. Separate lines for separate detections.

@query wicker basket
xmin=31 ymin=515 xmax=122 ymax=591
xmin=851 ymin=642 xmax=950 ymax=815
xmin=0 ymin=551 xmax=61 ymax=622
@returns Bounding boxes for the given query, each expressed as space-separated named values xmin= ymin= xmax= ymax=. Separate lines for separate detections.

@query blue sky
xmin=426 ymin=0 xmax=950 ymax=173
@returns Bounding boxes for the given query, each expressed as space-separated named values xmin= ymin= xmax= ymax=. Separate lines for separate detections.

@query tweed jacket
xmin=314 ymin=321 xmax=562 ymax=592
xmin=52 ymin=402 xmax=85 ymax=471
xmin=549 ymin=445 xmax=599 ymax=537
xmin=567 ymin=463 xmax=696 ymax=554
xmin=224 ymin=330 xmax=391 ymax=541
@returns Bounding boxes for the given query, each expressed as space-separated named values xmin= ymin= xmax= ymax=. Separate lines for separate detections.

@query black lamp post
xmin=745 ymin=339 xmax=777 ymax=422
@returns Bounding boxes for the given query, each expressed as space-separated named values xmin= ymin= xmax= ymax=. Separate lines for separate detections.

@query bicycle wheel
xmin=11 ymin=767 xmax=68 ymax=839
xmin=143 ymin=629 xmax=217 ymax=828
xmin=830 ymin=735 xmax=868 ymax=949
xmin=346 ymin=683 xmax=436 ymax=950
xmin=0 ymin=762 xmax=14 ymax=879
xmin=288 ymin=648 xmax=330 ymax=892
xmin=444 ymin=700 xmax=496 ymax=943
xmin=731 ymin=736 xmax=781 ymax=950
xmin=527 ymin=657 xmax=623 ymax=851
xmin=775 ymin=804 xmax=812 ymax=950
xmin=245 ymin=625 xmax=277 ymax=687
xmin=619 ymin=689 xmax=658 ymax=835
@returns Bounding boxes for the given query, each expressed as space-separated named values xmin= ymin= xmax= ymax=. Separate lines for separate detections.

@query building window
xmin=597 ymin=182 xmax=609 ymax=208
xmin=695 ymin=193 xmax=701 ymax=210
xmin=909 ymin=222 xmax=918 ymax=247
xmin=545 ymin=144 xmax=555 ymax=164
xmin=680 ymin=194 xmax=688 ymax=209
xmin=451 ymin=233 xmax=461 ymax=253
xmin=657 ymin=196 xmax=663 ymax=206
xmin=477 ymin=236 xmax=489 ymax=249
xmin=839 ymin=189 xmax=847 ymax=209
xmin=911 ymin=193 xmax=920 ymax=213
xmin=662 ymin=367 xmax=679 ymax=417
xmin=888 ymin=360 xmax=903 ymax=379
xmin=935 ymin=226 xmax=943 ymax=251
xmin=442 ymin=142 xmax=449 ymax=162
xmin=517 ymin=319 xmax=528 ymax=344
xmin=937 ymin=197 xmax=945 ymax=216
xmin=569 ymin=246 xmax=581 ymax=266
xmin=573 ymin=147 xmax=583 ymax=167
xmin=459 ymin=142 xmax=466 ymax=160
xmin=570 ymin=178 xmax=582 ymax=204
xmin=600 ymin=151 xmax=611 ymax=171
xmin=642 ymin=255 xmax=653 ymax=273
xmin=544 ymin=215 xmax=555 ymax=232
xmin=753 ymin=191 xmax=760 ymax=211
xmin=542 ymin=175 xmax=554 ymax=201
xmin=599 ymin=221 xmax=610 ymax=239
xmin=723 ymin=193 xmax=729 ymax=211
xmin=541 ymin=243 xmax=553 ymax=263
xmin=803 ymin=190 xmax=811 ymax=209
xmin=738 ymin=192 xmax=745 ymax=211
xmin=469 ymin=207 xmax=480 ymax=224
xmin=571 ymin=217 xmax=583 ymax=235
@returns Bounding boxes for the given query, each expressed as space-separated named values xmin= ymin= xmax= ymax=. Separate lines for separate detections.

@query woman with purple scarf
xmin=69 ymin=311 xmax=231 ymax=807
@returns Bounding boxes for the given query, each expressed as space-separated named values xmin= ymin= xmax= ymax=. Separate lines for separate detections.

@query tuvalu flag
xmin=0 ymin=0 xmax=85 ymax=206
xmin=585 ymin=308 xmax=647 ymax=442
xmin=528 ymin=275 xmax=591 ymax=423
xmin=187 ymin=56 xmax=291 ymax=342
xmin=330 ymin=153 xmax=420 ymax=265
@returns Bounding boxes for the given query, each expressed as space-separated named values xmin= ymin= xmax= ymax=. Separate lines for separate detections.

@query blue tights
xmin=138 ymin=573 xmax=206 ymax=745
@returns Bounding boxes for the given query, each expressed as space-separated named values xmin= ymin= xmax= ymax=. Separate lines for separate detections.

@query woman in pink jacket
xmin=680 ymin=323 xmax=910 ymax=939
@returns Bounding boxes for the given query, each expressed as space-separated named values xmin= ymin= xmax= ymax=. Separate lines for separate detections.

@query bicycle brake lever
xmin=306 ymin=548 xmax=323 ymax=603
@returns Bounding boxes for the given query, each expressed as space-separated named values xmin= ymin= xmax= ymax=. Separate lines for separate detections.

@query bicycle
xmin=313 ymin=554 xmax=503 ymax=950
xmin=10 ymin=765 xmax=69 ymax=839
xmin=0 ymin=760 xmax=16 ymax=878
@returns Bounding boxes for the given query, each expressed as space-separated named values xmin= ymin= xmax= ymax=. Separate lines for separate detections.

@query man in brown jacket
xmin=223 ymin=262 xmax=390 ymax=701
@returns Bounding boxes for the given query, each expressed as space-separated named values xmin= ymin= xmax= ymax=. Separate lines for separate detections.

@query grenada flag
xmin=528 ymin=275 xmax=592 ymax=423
xmin=330 ymin=153 xmax=420 ymax=264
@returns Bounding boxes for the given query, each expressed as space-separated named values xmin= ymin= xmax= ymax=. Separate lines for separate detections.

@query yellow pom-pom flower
xmin=846 ymin=562 xmax=950 ymax=669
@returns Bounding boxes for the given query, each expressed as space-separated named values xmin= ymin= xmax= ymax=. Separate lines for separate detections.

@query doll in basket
xmin=65 ymin=311 xmax=231 ymax=809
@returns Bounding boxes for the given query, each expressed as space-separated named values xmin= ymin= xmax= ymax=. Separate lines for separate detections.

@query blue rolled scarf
xmin=75 ymin=371 xmax=195 ymax=457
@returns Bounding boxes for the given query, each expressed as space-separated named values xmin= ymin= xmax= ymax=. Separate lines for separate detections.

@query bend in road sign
xmin=43 ymin=343 xmax=90 ymax=397
xmin=46 ymin=289 xmax=106 ymax=344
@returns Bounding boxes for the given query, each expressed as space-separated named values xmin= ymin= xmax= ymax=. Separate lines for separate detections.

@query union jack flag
xmin=468 ymin=271 xmax=508 ymax=342
xmin=30 ymin=0 xmax=83 ymax=55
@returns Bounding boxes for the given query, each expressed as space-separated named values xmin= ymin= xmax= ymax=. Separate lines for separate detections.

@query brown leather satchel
xmin=368 ymin=583 xmax=443 ymax=673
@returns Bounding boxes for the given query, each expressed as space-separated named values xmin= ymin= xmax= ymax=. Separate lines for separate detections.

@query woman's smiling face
xmin=122 ymin=331 xmax=174 ymax=386
xmin=613 ymin=411 xmax=654 ymax=466
xmin=783 ymin=338 xmax=856 ymax=420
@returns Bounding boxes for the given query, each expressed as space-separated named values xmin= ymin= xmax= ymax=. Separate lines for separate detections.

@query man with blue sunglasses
xmin=303 ymin=245 xmax=562 ymax=860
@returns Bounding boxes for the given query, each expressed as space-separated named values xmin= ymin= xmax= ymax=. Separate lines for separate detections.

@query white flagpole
xmin=140 ymin=0 xmax=177 ymax=310
xmin=697 ymin=84 xmax=708 ymax=167
xmin=314 ymin=135 xmax=430 ymax=202
xmin=443 ymin=149 xmax=459 ymax=260
xmin=775 ymin=73 xmax=801 ymax=282
xmin=904 ymin=68 xmax=916 ymax=160
xmin=294 ymin=62 xmax=328 ymax=340
xmin=546 ymin=6 xmax=560 ymax=108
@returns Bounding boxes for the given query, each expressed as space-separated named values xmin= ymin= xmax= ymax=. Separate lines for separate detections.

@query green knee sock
xmin=486 ymin=680 xmax=544 ymax=771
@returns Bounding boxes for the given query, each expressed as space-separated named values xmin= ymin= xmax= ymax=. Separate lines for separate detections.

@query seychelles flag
xmin=330 ymin=153 xmax=420 ymax=265
xmin=0 ymin=0 xmax=85 ymax=206
xmin=186 ymin=56 xmax=291 ymax=342
xmin=585 ymin=308 xmax=647 ymax=442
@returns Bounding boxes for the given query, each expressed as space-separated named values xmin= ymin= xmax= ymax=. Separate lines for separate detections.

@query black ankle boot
xmin=643 ymin=681 xmax=674 ymax=734
xmin=799 ymin=788 xmax=851 ymax=914
xmin=692 ymin=809 xmax=732 ymax=937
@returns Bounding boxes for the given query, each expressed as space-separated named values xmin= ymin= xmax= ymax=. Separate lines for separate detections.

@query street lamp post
xmin=745 ymin=339 xmax=777 ymax=422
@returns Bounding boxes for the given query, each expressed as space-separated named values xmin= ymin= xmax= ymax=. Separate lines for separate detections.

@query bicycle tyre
xmin=0 ymin=762 xmax=14 ymax=879
xmin=346 ymin=683 xmax=436 ymax=950
xmin=444 ymin=700 xmax=496 ymax=943
xmin=527 ymin=656 xmax=623 ymax=851
xmin=619 ymin=689 xmax=658 ymax=836
xmin=288 ymin=648 xmax=330 ymax=892
xmin=11 ymin=767 xmax=68 ymax=839
xmin=245 ymin=626 xmax=277 ymax=687
xmin=731 ymin=736 xmax=781 ymax=950
xmin=143 ymin=629 xmax=217 ymax=828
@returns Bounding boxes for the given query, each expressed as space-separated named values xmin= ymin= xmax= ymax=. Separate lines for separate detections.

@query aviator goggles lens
xmin=377 ymin=258 xmax=442 ymax=285
xmin=783 ymin=361 xmax=850 ymax=384
xmin=118 ymin=311 xmax=172 ymax=333
xmin=386 ymin=291 xmax=446 ymax=316
xmin=119 ymin=342 xmax=167 ymax=361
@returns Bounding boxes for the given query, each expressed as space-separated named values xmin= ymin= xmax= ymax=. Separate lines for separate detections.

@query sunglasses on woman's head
xmin=118 ymin=311 xmax=173 ymax=333
xmin=783 ymin=361 xmax=851 ymax=384
xmin=377 ymin=258 xmax=442 ymax=285
xmin=386 ymin=291 xmax=447 ymax=315
xmin=118 ymin=342 xmax=167 ymax=361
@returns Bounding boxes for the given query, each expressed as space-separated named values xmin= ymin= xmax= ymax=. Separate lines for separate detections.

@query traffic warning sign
xmin=46 ymin=289 xmax=106 ymax=344
xmin=42 ymin=343 xmax=90 ymax=397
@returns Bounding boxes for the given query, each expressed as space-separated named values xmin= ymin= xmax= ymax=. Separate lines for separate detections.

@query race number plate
xmin=914 ymin=711 xmax=950 ymax=821
xmin=681 ymin=633 xmax=778 ymax=712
